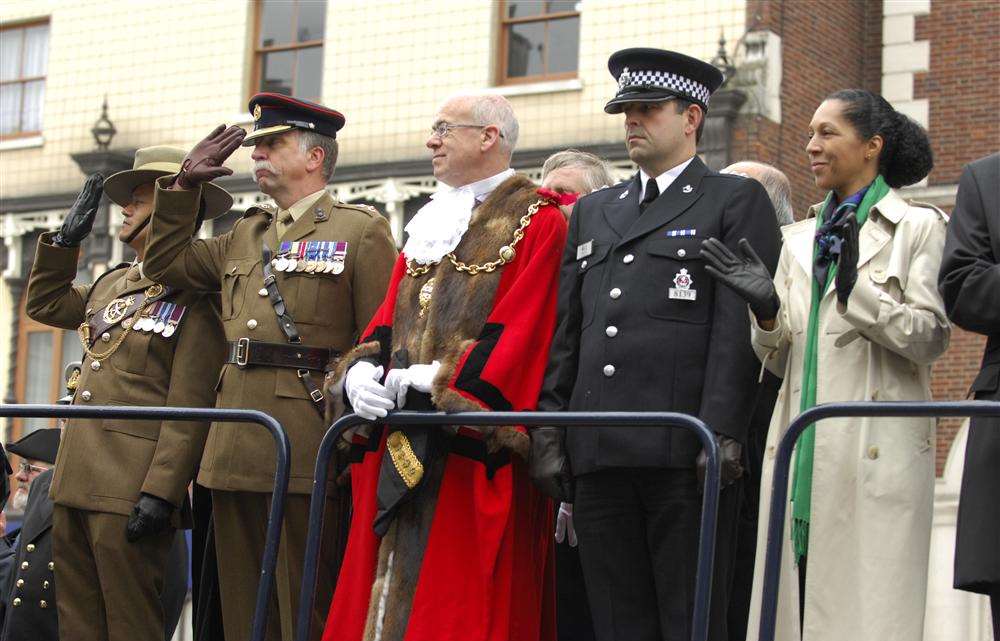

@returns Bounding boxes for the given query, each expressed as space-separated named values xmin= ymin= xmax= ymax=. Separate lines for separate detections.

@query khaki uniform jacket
xmin=26 ymin=233 xmax=226 ymax=526
xmin=745 ymin=189 xmax=950 ymax=641
xmin=144 ymin=180 xmax=397 ymax=493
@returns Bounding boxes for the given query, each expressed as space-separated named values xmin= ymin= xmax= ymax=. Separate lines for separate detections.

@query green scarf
xmin=791 ymin=174 xmax=890 ymax=562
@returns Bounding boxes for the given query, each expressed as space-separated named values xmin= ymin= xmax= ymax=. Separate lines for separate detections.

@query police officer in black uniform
xmin=535 ymin=48 xmax=781 ymax=641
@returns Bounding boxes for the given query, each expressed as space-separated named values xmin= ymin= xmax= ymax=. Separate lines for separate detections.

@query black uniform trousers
xmin=555 ymin=504 xmax=595 ymax=641
xmin=574 ymin=467 xmax=740 ymax=641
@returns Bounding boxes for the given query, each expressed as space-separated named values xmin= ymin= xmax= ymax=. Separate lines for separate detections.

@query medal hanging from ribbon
xmin=269 ymin=240 xmax=348 ymax=275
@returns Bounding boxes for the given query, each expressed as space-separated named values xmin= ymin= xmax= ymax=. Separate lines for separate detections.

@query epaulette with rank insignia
xmin=243 ymin=204 xmax=277 ymax=219
xmin=334 ymin=202 xmax=381 ymax=218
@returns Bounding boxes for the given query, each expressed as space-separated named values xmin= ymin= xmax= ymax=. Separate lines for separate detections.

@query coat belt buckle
xmin=235 ymin=337 xmax=251 ymax=368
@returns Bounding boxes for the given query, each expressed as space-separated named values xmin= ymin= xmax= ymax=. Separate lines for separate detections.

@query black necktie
xmin=640 ymin=179 xmax=660 ymax=213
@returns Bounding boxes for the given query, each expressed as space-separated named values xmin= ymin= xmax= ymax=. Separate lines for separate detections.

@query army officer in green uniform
xmin=144 ymin=94 xmax=397 ymax=641
xmin=25 ymin=146 xmax=230 ymax=641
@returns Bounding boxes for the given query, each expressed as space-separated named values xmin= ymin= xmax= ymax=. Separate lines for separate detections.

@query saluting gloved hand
xmin=53 ymin=173 xmax=104 ymax=247
xmin=174 ymin=124 xmax=246 ymax=190
xmin=530 ymin=426 xmax=575 ymax=503
xmin=696 ymin=434 xmax=744 ymax=490
xmin=834 ymin=212 xmax=860 ymax=307
xmin=384 ymin=361 xmax=441 ymax=409
xmin=126 ymin=493 xmax=174 ymax=543
xmin=555 ymin=502 xmax=578 ymax=547
xmin=344 ymin=361 xmax=395 ymax=421
xmin=700 ymin=237 xmax=780 ymax=323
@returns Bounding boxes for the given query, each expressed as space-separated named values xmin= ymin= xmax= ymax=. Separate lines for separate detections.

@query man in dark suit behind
xmin=534 ymin=48 xmax=781 ymax=641
xmin=938 ymin=152 xmax=1000 ymax=635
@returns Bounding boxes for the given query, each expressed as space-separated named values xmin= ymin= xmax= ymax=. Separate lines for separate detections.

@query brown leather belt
xmin=226 ymin=338 xmax=335 ymax=371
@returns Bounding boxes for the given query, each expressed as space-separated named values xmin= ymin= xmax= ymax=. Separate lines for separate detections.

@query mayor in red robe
xmin=322 ymin=167 xmax=566 ymax=641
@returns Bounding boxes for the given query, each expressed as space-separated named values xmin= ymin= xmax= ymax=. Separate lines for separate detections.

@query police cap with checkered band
xmin=604 ymin=48 xmax=724 ymax=114
xmin=242 ymin=92 xmax=346 ymax=145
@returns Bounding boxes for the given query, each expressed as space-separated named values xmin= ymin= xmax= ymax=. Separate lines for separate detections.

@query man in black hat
xmin=144 ymin=93 xmax=397 ymax=641
xmin=2 ymin=428 xmax=60 ymax=641
xmin=535 ymin=48 xmax=781 ymax=641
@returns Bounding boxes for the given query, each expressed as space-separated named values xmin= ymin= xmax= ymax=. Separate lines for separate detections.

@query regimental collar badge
xmin=682 ymin=184 xmax=693 ymax=193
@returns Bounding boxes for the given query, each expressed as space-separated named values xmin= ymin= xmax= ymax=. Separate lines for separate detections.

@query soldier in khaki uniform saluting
xmin=25 ymin=146 xmax=231 ymax=641
xmin=144 ymin=94 xmax=397 ymax=641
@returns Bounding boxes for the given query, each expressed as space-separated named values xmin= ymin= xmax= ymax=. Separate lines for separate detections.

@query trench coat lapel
xmin=621 ymin=156 xmax=707 ymax=245
xmin=794 ymin=193 xmax=896 ymax=300
xmin=601 ymin=174 xmax=642 ymax=238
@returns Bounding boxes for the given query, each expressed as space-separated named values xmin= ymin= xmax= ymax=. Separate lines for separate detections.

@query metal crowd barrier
xmin=296 ymin=410 xmax=722 ymax=641
xmin=0 ymin=403 xmax=290 ymax=641
xmin=758 ymin=400 xmax=1000 ymax=641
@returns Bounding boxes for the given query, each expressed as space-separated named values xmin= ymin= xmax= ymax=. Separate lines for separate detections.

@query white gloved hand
xmin=383 ymin=361 xmax=441 ymax=409
xmin=344 ymin=361 xmax=395 ymax=421
xmin=554 ymin=502 xmax=577 ymax=547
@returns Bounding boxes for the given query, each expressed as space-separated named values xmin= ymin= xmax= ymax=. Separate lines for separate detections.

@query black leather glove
xmin=174 ymin=124 xmax=245 ymax=190
xmin=125 ymin=493 xmax=174 ymax=543
xmin=700 ymin=237 xmax=780 ymax=322
xmin=53 ymin=173 xmax=104 ymax=247
xmin=529 ymin=426 xmax=575 ymax=503
xmin=834 ymin=212 xmax=859 ymax=307
xmin=696 ymin=433 xmax=744 ymax=490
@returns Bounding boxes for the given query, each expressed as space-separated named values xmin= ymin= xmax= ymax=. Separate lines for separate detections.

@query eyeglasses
xmin=429 ymin=122 xmax=503 ymax=139
xmin=18 ymin=461 xmax=48 ymax=475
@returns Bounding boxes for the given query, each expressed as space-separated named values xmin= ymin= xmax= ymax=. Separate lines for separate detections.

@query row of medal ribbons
xmin=134 ymin=301 xmax=186 ymax=338
xmin=272 ymin=240 xmax=348 ymax=274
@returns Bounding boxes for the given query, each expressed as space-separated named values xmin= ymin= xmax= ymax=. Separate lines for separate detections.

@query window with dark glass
xmin=498 ymin=1 xmax=580 ymax=84
xmin=252 ymin=0 xmax=326 ymax=100
xmin=0 ymin=20 xmax=49 ymax=138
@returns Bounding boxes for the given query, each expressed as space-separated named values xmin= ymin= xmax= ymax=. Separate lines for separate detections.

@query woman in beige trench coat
xmin=702 ymin=89 xmax=950 ymax=641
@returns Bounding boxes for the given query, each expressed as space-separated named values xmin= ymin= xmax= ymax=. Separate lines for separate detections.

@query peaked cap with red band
xmin=242 ymin=92 xmax=346 ymax=145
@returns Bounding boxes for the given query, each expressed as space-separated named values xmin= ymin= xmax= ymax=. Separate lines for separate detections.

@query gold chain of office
xmin=78 ymin=284 xmax=164 ymax=363
xmin=404 ymin=198 xmax=544 ymax=278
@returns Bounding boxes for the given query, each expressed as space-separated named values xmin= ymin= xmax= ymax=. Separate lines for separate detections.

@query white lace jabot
xmin=403 ymin=169 xmax=515 ymax=264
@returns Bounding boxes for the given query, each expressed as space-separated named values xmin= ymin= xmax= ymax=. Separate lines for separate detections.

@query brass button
xmin=40 ymin=600 xmax=48 ymax=608
xmin=580 ymin=260 xmax=588 ymax=269
xmin=603 ymin=364 xmax=616 ymax=377
xmin=677 ymin=248 xmax=687 ymax=257
xmin=16 ymin=579 xmax=24 ymax=588
xmin=12 ymin=598 xmax=21 ymax=607
xmin=623 ymin=253 xmax=634 ymax=264
xmin=606 ymin=326 xmax=618 ymax=337
xmin=101 ymin=332 xmax=111 ymax=342
xmin=258 ymin=288 xmax=268 ymax=296
xmin=43 ymin=580 xmax=50 ymax=589
xmin=609 ymin=287 xmax=622 ymax=299
xmin=20 ymin=562 xmax=28 ymax=570
xmin=26 ymin=544 xmax=35 ymax=553
xmin=868 ymin=445 xmax=879 ymax=460
xmin=80 ymin=390 xmax=92 ymax=402
xmin=91 ymin=361 xmax=101 ymax=371
xmin=48 ymin=562 xmax=54 ymax=570
xmin=246 ymin=319 xmax=258 ymax=330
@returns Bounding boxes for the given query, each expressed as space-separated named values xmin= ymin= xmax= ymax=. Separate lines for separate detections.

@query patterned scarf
xmin=791 ymin=174 xmax=890 ymax=562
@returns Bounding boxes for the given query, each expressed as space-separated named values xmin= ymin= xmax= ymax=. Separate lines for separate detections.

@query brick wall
xmin=914 ymin=0 xmax=1000 ymax=186
xmin=736 ymin=0 xmax=883 ymax=217
xmin=932 ymin=328 xmax=988 ymax=474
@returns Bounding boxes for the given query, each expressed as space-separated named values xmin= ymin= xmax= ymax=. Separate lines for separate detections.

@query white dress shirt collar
xmin=639 ymin=156 xmax=695 ymax=202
